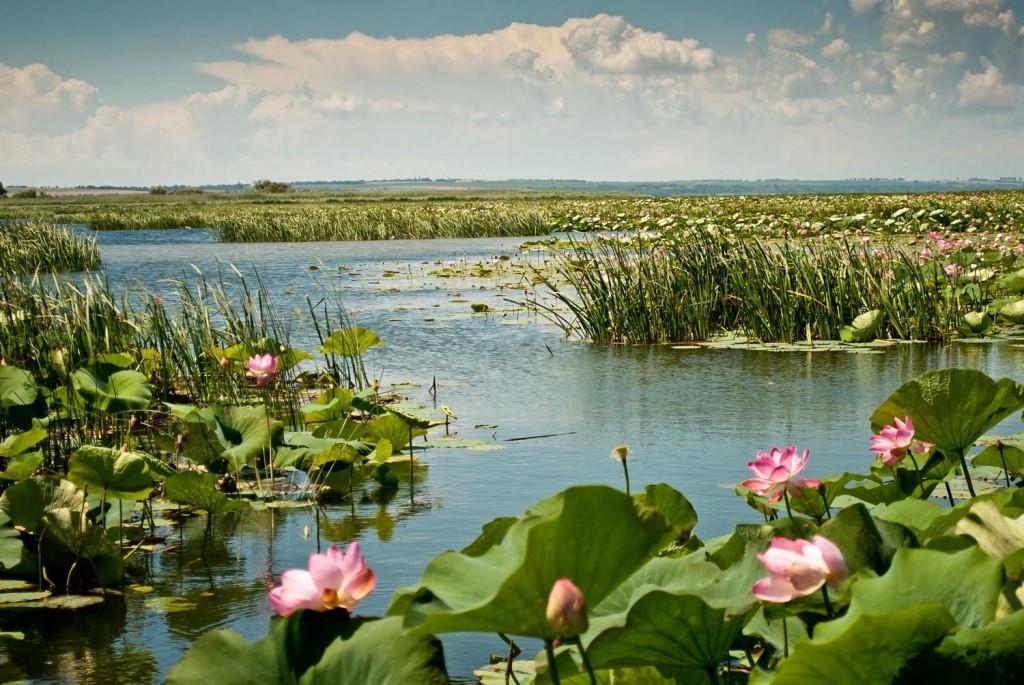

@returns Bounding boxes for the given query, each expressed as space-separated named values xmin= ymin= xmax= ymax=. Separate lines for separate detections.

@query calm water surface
xmin=3 ymin=229 xmax=1024 ymax=683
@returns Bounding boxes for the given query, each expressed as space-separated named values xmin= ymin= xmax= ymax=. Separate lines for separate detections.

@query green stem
xmin=944 ymin=481 xmax=955 ymax=508
xmin=908 ymin=454 xmax=924 ymax=498
xmin=573 ymin=638 xmax=598 ymax=685
xmin=782 ymin=489 xmax=794 ymax=523
xmin=706 ymin=665 xmax=722 ymax=685
xmin=545 ymin=640 xmax=562 ymax=685
xmin=781 ymin=615 xmax=789 ymax=659
xmin=821 ymin=586 xmax=834 ymax=619
xmin=997 ymin=443 xmax=1012 ymax=488
xmin=621 ymin=459 xmax=630 ymax=496
xmin=957 ymin=449 xmax=977 ymax=498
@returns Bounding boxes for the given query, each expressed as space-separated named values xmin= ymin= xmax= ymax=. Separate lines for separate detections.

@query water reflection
xmin=5 ymin=230 xmax=1024 ymax=682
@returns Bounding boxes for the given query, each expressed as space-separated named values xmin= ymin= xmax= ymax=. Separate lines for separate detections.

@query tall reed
xmin=541 ymin=228 xmax=970 ymax=344
xmin=0 ymin=222 xmax=101 ymax=274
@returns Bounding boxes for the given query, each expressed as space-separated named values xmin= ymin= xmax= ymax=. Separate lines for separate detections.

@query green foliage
xmin=167 ymin=612 xmax=449 ymax=685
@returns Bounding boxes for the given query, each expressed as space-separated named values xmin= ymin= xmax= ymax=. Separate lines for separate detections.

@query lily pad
xmin=388 ymin=485 xmax=672 ymax=640
xmin=71 ymin=362 xmax=152 ymax=413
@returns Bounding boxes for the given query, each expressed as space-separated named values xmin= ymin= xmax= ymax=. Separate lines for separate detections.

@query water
xmin=3 ymin=229 xmax=1024 ymax=683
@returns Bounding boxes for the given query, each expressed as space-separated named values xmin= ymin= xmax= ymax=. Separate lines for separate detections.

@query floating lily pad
xmin=420 ymin=438 xmax=506 ymax=451
xmin=145 ymin=596 xmax=198 ymax=613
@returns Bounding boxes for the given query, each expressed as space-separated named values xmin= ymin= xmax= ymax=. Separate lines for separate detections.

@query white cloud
xmin=0 ymin=63 xmax=98 ymax=134
xmin=822 ymin=39 xmax=851 ymax=59
xmin=2 ymin=12 xmax=1023 ymax=185
xmin=562 ymin=15 xmax=716 ymax=74
xmin=957 ymin=57 xmax=1024 ymax=107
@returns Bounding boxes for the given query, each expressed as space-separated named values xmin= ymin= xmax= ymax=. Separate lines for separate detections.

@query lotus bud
xmin=610 ymin=445 xmax=629 ymax=463
xmin=546 ymin=578 xmax=588 ymax=638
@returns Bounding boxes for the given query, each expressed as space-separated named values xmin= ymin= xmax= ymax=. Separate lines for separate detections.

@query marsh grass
xmin=541 ymin=228 xmax=969 ymax=344
xmin=0 ymin=222 xmax=101 ymax=274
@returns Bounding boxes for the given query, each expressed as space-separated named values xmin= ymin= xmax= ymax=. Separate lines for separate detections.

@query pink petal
xmin=811 ymin=536 xmax=848 ymax=582
xmin=268 ymin=569 xmax=322 ymax=616
xmin=752 ymin=576 xmax=797 ymax=603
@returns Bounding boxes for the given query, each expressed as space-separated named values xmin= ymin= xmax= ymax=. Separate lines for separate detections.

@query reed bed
xmin=0 ymin=268 xmax=364 ymax=406
xmin=0 ymin=222 xmax=101 ymax=274
xmin=540 ymin=227 xmax=973 ymax=344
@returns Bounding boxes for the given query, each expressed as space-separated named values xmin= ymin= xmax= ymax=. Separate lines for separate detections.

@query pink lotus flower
xmin=740 ymin=446 xmax=821 ymax=502
xmin=753 ymin=536 xmax=848 ymax=603
xmin=244 ymin=353 xmax=279 ymax=386
xmin=546 ymin=578 xmax=589 ymax=638
xmin=268 ymin=542 xmax=376 ymax=616
xmin=869 ymin=416 xmax=933 ymax=467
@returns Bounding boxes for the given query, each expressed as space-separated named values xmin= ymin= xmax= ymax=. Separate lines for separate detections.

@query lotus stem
xmin=944 ymin=481 xmax=955 ymax=508
xmin=908 ymin=454 xmax=924 ymax=498
xmin=821 ymin=586 xmax=834 ymax=619
xmin=782 ymin=489 xmax=794 ymax=523
xmin=621 ymin=459 xmax=630 ymax=496
xmin=545 ymin=640 xmax=562 ymax=685
xmin=781 ymin=615 xmax=789 ymax=659
xmin=957 ymin=449 xmax=977 ymax=498
xmin=705 ymin=665 xmax=722 ymax=685
xmin=572 ymin=637 xmax=598 ymax=685
xmin=997 ymin=441 xmax=1011 ymax=488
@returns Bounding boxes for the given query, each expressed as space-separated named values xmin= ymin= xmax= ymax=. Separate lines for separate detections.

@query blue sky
xmin=2 ymin=1 xmax=1022 ymax=185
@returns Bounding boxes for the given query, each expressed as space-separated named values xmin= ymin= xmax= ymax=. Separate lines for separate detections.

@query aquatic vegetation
xmin=0 ymin=222 xmax=101 ymax=274
xmin=869 ymin=416 xmax=933 ymax=467
xmin=163 ymin=365 xmax=1024 ymax=684
xmin=540 ymin=224 xmax=1024 ymax=344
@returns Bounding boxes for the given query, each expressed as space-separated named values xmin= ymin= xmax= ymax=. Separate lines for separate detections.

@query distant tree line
xmin=252 ymin=179 xmax=292 ymax=193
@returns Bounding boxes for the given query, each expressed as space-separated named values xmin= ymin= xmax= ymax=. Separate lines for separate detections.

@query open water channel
xmin=2 ymin=229 xmax=1023 ymax=683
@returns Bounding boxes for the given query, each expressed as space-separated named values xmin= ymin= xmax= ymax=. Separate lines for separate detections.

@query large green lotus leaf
xmin=300 ymin=388 xmax=355 ymax=424
xmin=817 ymin=503 xmax=917 ymax=575
xmin=972 ymin=443 xmax=1024 ymax=477
xmin=41 ymin=507 xmax=124 ymax=587
xmin=954 ymin=501 xmax=1024 ymax=562
xmin=311 ymin=418 xmax=366 ymax=441
xmin=163 ymin=471 xmax=246 ymax=516
xmin=873 ymin=499 xmax=961 ymax=543
xmin=280 ymin=431 xmax=368 ymax=470
xmin=839 ymin=309 xmax=881 ymax=343
xmin=202 ymin=404 xmax=283 ymax=473
xmin=634 ymin=484 xmax=697 ymax=544
xmin=998 ymin=299 xmax=1024 ymax=324
xmin=0 ymin=476 xmax=86 ymax=534
xmin=996 ymin=268 xmax=1024 ymax=294
xmin=459 ymin=516 xmax=518 ymax=557
xmin=318 ymin=327 xmax=385 ymax=357
xmin=0 ymin=427 xmax=46 ymax=458
xmin=816 ymin=546 xmax=1003 ymax=640
xmin=0 ymin=366 xmax=38 ymax=407
xmin=166 ymin=612 xmax=447 ymax=685
xmin=67 ymin=446 xmax=154 ymax=500
xmin=0 ymin=452 xmax=43 ymax=481
xmin=388 ymin=485 xmax=673 ymax=639
xmin=366 ymin=414 xmax=423 ymax=451
xmin=387 ymin=407 xmax=440 ymax=430
xmin=751 ymin=604 xmax=956 ymax=685
xmin=71 ymin=362 xmax=152 ymax=413
xmin=0 ymin=513 xmax=32 ymax=572
xmin=897 ymin=609 xmax=1024 ymax=684
xmin=584 ymin=594 xmax=753 ymax=673
xmin=869 ymin=369 xmax=1024 ymax=457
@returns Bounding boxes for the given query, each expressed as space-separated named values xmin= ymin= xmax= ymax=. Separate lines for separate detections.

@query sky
xmin=1 ymin=0 xmax=1023 ymax=186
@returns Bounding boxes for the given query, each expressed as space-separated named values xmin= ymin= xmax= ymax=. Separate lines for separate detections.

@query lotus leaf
xmin=0 ymin=427 xmax=46 ymax=458
xmin=67 ymin=446 xmax=154 ymax=500
xmin=816 ymin=546 xmax=1003 ymax=639
xmin=163 ymin=471 xmax=247 ymax=516
xmin=166 ymin=612 xmax=447 ymax=685
xmin=869 ymin=369 xmax=1024 ymax=460
xmin=318 ymin=327 xmax=384 ymax=357
xmin=898 ymin=609 xmax=1024 ymax=684
xmin=839 ymin=309 xmax=881 ymax=343
xmin=0 ymin=452 xmax=43 ymax=481
xmin=300 ymin=388 xmax=355 ymax=424
xmin=388 ymin=485 xmax=673 ymax=639
xmin=972 ymin=443 xmax=1024 ymax=478
xmin=817 ymin=503 xmax=916 ymax=575
xmin=752 ymin=605 xmax=956 ymax=685
xmin=71 ymin=362 xmax=152 ymax=413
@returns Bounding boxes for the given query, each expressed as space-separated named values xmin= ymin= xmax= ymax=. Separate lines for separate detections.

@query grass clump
xmin=0 ymin=222 xmax=101 ymax=274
